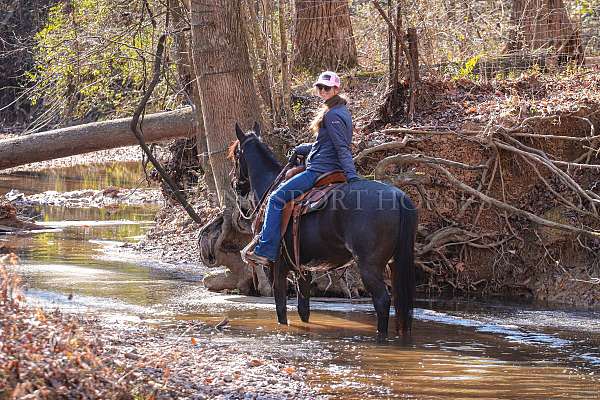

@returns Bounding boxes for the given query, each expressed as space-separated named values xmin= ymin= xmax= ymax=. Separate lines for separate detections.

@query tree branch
xmin=130 ymin=29 xmax=202 ymax=223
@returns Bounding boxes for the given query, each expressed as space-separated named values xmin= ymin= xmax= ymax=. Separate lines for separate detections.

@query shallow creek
xmin=1 ymin=163 xmax=599 ymax=399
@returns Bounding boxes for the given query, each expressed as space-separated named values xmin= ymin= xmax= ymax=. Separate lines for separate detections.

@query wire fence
xmin=352 ymin=0 xmax=600 ymax=79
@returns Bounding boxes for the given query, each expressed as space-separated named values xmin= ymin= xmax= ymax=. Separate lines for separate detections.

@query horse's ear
xmin=235 ymin=122 xmax=245 ymax=142
xmin=253 ymin=121 xmax=261 ymax=137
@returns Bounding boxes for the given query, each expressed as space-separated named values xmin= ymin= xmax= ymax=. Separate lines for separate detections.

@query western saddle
xmin=250 ymin=167 xmax=347 ymax=268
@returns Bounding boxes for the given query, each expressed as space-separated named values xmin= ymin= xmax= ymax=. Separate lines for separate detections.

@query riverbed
xmin=1 ymin=161 xmax=600 ymax=399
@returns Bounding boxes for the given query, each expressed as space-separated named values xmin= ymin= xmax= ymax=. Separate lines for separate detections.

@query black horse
xmin=232 ymin=123 xmax=418 ymax=338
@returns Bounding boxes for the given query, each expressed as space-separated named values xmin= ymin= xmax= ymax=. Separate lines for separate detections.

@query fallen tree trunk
xmin=0 ymin=107 xmax=194 ymax=171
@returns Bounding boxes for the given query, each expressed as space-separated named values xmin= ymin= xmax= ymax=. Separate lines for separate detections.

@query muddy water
xmin=2 ymin=164 xmax=600 ymax=399
xmin=177 ymin=298 xmax=600 ymax=399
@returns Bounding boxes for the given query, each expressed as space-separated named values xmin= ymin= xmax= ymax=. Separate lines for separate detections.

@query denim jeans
xmin=254 ymin=169 xmax=321 ymax=261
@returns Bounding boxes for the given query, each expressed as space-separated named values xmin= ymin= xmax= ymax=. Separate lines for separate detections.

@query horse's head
xmin=229 ymin=122 xmax=262 ymax=197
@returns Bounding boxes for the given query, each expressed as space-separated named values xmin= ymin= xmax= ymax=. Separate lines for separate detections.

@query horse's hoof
xmin=278 ymin=320 xmax=288 ymax=325
xmin=376 ymin=333 xmax=389 ymax=344
xmin=298 ymin=310 xmax=310 ymax=323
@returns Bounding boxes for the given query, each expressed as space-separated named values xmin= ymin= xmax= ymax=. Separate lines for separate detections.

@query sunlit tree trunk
xmin=172 ymin=0 xmax=218 ymax=200
xmin=189 ymin=0 xmax=261 ymax=209
xmin=293 ymin=0 xmax=358 ymax=72
xmin=189 ymin=0 xmax=270 ymax=295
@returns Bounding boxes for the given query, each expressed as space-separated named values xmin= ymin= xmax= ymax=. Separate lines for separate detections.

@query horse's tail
xmin=392 ymin=192 xmax=417 ymax=335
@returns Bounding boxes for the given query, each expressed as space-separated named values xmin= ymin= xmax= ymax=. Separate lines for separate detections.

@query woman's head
xmin=310 ymin=71 xmax=348 ymax=134
xmin=314 ymin=71 xmax=341 ymax=101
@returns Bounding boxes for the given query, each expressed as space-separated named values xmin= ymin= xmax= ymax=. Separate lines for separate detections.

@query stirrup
xmin=240 ymin=235 xmax=260 ymax=264
xmin=244 ymin=251 xmax=273 ymax=268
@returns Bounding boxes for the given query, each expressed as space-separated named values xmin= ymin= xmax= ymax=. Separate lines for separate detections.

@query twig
xmin=518 ymin=154 xmax=598 ymax=221
xmin=510 ymin=132 xmax=600 ymax=142
xmin=458 ymin=152 xmax=495 ymax=219
xmin=473 ymin=155 xmax=499 ymax=226
xmin=353 ymin=135 xmax=419 ymax=163
xmin=371 ymin=0 xmax=417 ymax=120
xmin=496 ymin=148 xmax=515 ymax=236
xmin=378 ymin=127 xmax=481 ymax=136
xmin=495 ymin=141 xmax=599 ymax=214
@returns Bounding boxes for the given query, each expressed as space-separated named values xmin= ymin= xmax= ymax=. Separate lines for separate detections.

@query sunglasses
xmin=316 ymin=85 xmax=333 ymax=92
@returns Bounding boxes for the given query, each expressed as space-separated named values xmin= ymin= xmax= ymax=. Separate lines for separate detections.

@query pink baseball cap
xmin=314 ymin=71 xmax=341 ymax=88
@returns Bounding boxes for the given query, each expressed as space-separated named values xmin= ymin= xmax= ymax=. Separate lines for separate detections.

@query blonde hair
xmin=309 ymin=93 xmax=348 ymax=134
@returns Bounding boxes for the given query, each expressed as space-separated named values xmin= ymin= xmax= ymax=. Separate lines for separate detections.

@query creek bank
xmin=0 ymin=261 xmax=324 ymax=399
xmin=7 ymin=187 xmax=162 ymax=208
xmin=0 ymin=200 xmax=46 ymax=233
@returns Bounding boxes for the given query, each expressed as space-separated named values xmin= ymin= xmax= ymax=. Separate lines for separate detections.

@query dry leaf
xmin=249 ymin=359 xmax=263 ymax=367
xmin=282 ymin=366 xmax=296 ymax=375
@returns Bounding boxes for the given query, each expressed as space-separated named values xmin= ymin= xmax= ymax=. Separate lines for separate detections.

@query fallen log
xmin=0 ymin=107 xmax=194 ymax=171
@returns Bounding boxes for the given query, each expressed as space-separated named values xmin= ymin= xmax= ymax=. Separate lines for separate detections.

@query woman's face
xmin=316 ymin=85 xmax=339 ymax=101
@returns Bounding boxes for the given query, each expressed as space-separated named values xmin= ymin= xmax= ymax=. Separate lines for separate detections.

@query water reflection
xmin=0 ymin=162 xmax=154 ymax=195
xmin=0 ymin=201 xmax=182 ymax=308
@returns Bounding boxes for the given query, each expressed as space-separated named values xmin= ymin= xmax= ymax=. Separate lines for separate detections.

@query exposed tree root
xmin=363 ymin=108 xmax=600 ymax=297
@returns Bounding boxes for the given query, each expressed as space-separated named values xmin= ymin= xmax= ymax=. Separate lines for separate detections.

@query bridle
xmin=230 ymin=134 xmax=291 ymax=224
xmin=230 ymin=135 xmax=261 ymax=221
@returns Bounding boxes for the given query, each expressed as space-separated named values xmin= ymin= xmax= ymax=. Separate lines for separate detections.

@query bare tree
xmin=293 ymin=0 xmax=358 ymax=72
xmin=189 ymin=0 xmax=262 ymax=208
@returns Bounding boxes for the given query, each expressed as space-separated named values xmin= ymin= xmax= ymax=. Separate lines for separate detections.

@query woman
xmin=245 ymin=71 xmax=359 ymax=266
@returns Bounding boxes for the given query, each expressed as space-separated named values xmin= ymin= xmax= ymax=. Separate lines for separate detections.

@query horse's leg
xmin=297 ymin=271 xmax=312 ymax=323
xmin=358 ymin=263 xmax=391 ymax=341
xmin=273 ymin=260 xmax=289 ymax=325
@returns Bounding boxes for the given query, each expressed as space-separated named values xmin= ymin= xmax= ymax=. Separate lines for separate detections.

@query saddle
xmin=251 ymin=168 xmax=347 ymax=268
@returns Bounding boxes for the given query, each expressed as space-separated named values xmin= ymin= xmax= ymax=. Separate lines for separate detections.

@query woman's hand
xmin=286 ymin=148 xmax=298 ymax=163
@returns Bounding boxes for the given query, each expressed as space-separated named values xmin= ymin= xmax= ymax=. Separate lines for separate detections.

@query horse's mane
xmin=255 ymin=139 xmax=282 ymax=168
xmin=227 ymin=140 xmax=239 ymax=161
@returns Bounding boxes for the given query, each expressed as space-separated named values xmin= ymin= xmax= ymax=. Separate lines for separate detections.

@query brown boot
xmin=243 ymin=251 xmax=273 ymax=268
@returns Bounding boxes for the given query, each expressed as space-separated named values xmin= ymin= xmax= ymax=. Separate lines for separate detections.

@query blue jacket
xmin=294 ymin=104 xmax=358 ymax=180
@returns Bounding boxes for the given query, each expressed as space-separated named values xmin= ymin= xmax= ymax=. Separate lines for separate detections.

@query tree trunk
xmin=171 ymin=0 xmax=218 ymax=200
xmin=508 ymin=0 xmax=583 ymax=62
xmin=293 ymin=0 xmax=358 ymax=72
xmin=0 ymin=108 xmax=194 ymax=171
xmin=190 ymin=0 xmax=268 ymax=295
xmin=190 ymin=0 xmax=262 ymax=209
